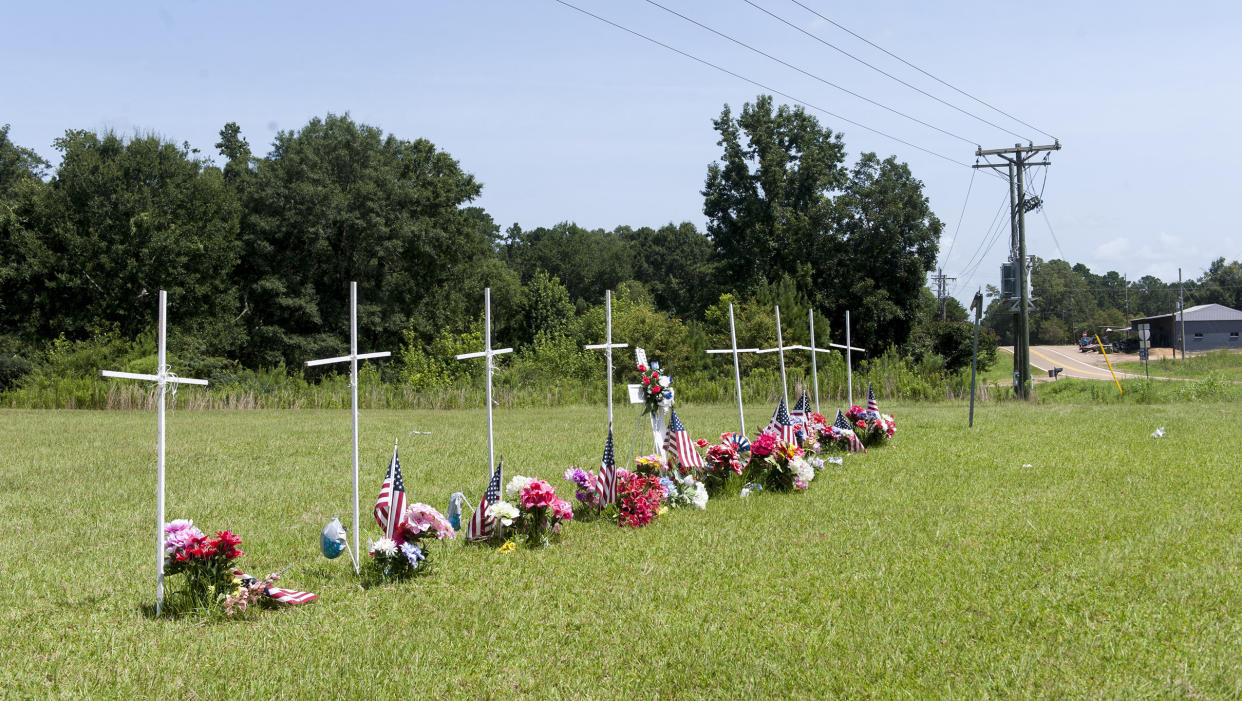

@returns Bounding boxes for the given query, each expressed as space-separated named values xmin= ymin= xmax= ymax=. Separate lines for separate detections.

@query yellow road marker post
xmin=1095 ymin=334 xmax=1124 ymax=395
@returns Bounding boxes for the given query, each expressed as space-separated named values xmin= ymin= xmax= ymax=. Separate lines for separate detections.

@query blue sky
xmin=5 ymin=1 xmax=1239 ymax=304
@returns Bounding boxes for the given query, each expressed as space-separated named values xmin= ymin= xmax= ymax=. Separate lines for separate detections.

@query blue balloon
xmin=320 ymin=517 xmax=347 ymax=559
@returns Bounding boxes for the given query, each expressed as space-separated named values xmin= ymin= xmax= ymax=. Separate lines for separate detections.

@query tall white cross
xmin=802 ymin=309 xmax=864 ymax=415
xmin=755 ymin=305 xmax=794 ymax=409
xmin=99 ymin=290 xmax=208 ymax=616
xmin=704 ymin=302 xmax=760 ymax=435
xmin=454 ymin=287 xmax=513 ymax=480
xmin=304 ymin=281 xmax=391 ymax=574
xmin=583 ymin=290 xmax=628 ymax=426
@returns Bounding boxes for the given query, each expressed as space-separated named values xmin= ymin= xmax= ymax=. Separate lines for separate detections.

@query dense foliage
xmin=1 ymin=99 xmax=1235 ymax=403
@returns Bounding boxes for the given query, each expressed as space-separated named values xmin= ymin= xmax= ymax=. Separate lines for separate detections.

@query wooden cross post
xmin=454 ymin=287 xmax=513 ymax=482
xmin=100 ymin=290 xmax=208 ymax=616
xmin=704 ymin=302 xmax=760 ymax=436
xmin=583 ymin=289 xmax=627 ymax=427
xmin=304 ymin=281 xmax=391 ymax=574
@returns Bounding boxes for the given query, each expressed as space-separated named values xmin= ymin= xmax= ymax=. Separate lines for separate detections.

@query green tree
xmin=617 ymin=222 xmax=716 ymax=317
xmin=230 ymin=114 xmax=494 ymax=367
xmin=501 ymin=222 xmax=632 ymax=306
xmin=9 ymin=130 xmax=241 ymax=351
xmin=0 ymin=125 xmax=50 ymax=338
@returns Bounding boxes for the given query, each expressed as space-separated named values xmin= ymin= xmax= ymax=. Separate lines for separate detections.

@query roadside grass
xmin=1115 ymin=349 xmax=1242 ymax=381
xmin=3 ymin=403 xmax=1241 ymax=698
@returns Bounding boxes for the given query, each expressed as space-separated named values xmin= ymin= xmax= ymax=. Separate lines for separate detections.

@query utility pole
xmin=975 ymin=141 xmax=1061 ymax=400
xmin=931 ymin=268 xmax=957 ymax=321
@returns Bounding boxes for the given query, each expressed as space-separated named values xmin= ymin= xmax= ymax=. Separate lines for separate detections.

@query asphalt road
xmin=1002 ymin=345 xmax=1147 ymax=381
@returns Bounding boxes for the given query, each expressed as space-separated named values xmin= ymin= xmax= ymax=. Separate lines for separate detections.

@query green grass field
xmin=4 ymin=403 xmax=1242 ymax=698
xmin=1115 ymin=349 xmax=1242 ymax=381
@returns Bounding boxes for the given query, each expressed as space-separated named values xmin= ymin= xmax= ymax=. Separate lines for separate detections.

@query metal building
xmin=1130 ymin=303 xmax=1242 ymax=351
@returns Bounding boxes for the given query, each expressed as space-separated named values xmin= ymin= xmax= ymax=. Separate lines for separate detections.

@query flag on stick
xmin=466 ymin=461 xmax=503 ymax=541
xmin=867 ymin=382 xmax=879 ymax=413
xmin=374 ymin=442 xmax=406 ymax=542
xmin=232 ymin=569 xmax=317 ymax=605
xmin=791 ymin=390 xmax=811 ymax=429
xmin=663 ymin=410 xmax=706 ymax=470
xmin=766 ymin=397 xmax=800 ymax=445
xmin=833 ymin=409 xmax=865 ymax=453
xmin=597 ymin=426 xmax=617 ymax=506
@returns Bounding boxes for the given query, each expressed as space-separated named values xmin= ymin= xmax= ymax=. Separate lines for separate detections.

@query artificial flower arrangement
xmin=563 ymin=466 xmax=611 ymax=521
xmin=635 ymin=361 xmax=671 ymax=415
xmin=744 ymin=433 xmax=816 ymax=492
xmin=660 ymin=473 xmax=709 ymax=510
xmin=701 ymin=433 xmax=749 ymax=496
xmin=818 ymin=418 xmax=865 ymax=453
xmin=800 ymin=413 xmax=828 ymax=454
xmin=163 ymin=519 xmax=314 ymax=615
xmin=485 ymin=475 xmax=574 ymax=547
xmin=616 ymin=467 xmax=666 ymax=528
xmin=366 ymin=503 xmax=456 ymax=584
xmin=846 ymin=405 xmax=897 ymax=447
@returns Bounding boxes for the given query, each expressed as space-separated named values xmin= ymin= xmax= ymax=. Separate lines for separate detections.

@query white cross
xmin=454 ymin=287 xmax=513 ymax=481
xmin=304 ymin=281 xmax=391 ymax=574
xmin=583 ymin=290 xmax=628 ymax=427
xmin=704 ymin=302 xmax=760 ymax=435
xmin=755 ymin=305 xmax=795 ymax=410
xmin=799 ymin=309 xmax=865 ymax=415
xmin=99 ymin=290 xmax=208 ymax=616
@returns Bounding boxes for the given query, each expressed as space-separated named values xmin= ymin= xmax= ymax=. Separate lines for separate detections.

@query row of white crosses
xmin=705 ymin=304 xmax=864 ymax=435
xmin=99 ymin=291 xmax=209 ymax=616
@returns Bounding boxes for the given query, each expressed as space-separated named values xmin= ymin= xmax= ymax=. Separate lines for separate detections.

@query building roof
xmin=1131 ymin=303 xmax=1242 ymax=324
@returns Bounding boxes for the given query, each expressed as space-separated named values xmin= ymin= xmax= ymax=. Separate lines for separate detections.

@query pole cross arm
xmin=705 ymin=347 xmax=760 ymax=354
xmin=583 ymin=342 xmax=628 ymax=350
xmin=454 ymin=347 xmax=514 ymax=360
xmin=827 ymin=342 xmax=866 ymax=352
xmin=305 ymin=351 xmax=392 ymax=367
xmin=100 ymin=370 xmax=209 ymax=385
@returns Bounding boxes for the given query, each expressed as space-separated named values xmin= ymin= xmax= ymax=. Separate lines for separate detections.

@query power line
xmin=552 ymin=0 xmax=978 ymax=168
xmin=953 ymin=189 xmax=1013 ymax=295
xmin=743 ymin=0 xmax=1031 ymax=142
xmin=940 ymin=166 xmax=976 ymax=269
xmin=1039 ymin=206 xmax=1064 ymax=259
xmin=954 ymin=188 xmax=1010 ymax=286
xmin=642 ymin=0 xmax=980 ymax=146
xmin=783 ymin=0 xmax=1058 ymax=142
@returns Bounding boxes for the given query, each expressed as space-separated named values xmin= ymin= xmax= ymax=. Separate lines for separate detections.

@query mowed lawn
xmin=3 ymin=402 xmax=1241 ymax=698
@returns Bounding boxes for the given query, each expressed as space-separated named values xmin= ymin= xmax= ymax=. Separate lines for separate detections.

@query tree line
xmin=3 ymin=97 xmax=977 ymax=396
xmin=977 ymin=257 xmax=1242 ymax=346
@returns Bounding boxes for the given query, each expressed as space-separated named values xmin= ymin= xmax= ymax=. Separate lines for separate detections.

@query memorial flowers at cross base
xmin=366 ymin=503 xmax=456 ymax=584
xmin=660 ymin=473 xmax=709 ymax=510
xmin=563 ymin=466 xmax=603 ymax=519
xmin=702 ymin=434 xmax=748 ymax=496
xmin=485 ymin=475 xmax=574 ymax=547
xmin=800 ymin=413 xmax=828 ymax=453
xmin=616 ymin=467 xmax=666 ymax=528
xmin=845 ymin=405 xmax=897 ymax=447
xmin=744 ymin=434 xmax=815 ymax=492
xmin=635 ymin=361 xmax=671 ymax=415
xmin=163 ymin=519 xmax=309 ymax=615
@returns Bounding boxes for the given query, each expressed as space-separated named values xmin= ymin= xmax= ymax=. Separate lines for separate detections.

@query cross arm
xmin=454 ymin=347 xmax=514 ymax=360
xmin=705 ymin=348 xmax=760 ymax=354
xmin=827 ymin=343 xmax=866 ymax=352
xmin=583 ymin=343 xmax=629 ymax=350
xmin=755 ymin=345 xmax=810 ymax=354
xmin=100 ymin=370 xmax=209 ymax=385
xmin=305 ymin=351 xmax=392 ymax=367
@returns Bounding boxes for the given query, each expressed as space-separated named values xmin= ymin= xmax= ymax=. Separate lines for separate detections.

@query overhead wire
xmin=782 ymin=0 xmax=1058 ymax=142
xmin=953 ymin=187 xmax=1011 ymax=292
xmin=641 ymin=0 xmax=981 ymax=147
xmin=940 ymin=166 xmax=976 ymax=269
xmin=552 ymin=0 xmax=981 ymax=169
xmin=742 ymin=0 xmax=1031 ymax=143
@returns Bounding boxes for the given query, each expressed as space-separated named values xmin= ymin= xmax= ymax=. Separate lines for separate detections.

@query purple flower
xmin=400 ymin=542 xmax=424 ymax=568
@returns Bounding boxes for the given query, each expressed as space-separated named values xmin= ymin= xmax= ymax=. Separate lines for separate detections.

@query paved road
xmin=1002 ymin=345 xmax=1147 ymax=381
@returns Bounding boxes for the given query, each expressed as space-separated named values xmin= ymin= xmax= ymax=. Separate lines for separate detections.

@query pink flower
xmin=520 ymin=479 xmax=558 ymax=509
xmin=752 ymin=433 xmax=778 ymax=457
xmin=637 ymin=364 xmax=647 ymax=372
xmin=551 ymin=498 xmax=574 ymax=521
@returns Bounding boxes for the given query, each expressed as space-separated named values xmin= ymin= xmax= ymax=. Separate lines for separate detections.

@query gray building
xmin=1131 ymin=303 xmax=1242 ymax=351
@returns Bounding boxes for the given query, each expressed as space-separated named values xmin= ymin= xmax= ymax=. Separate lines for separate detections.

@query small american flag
xmin=597 ymin=426 xmax=617 ymax=506
xmin=766 ymin=397 xmax=800 ymax=445
xmin=233 ymin=569 xmax=317 ymax=605
xmin=833 ymin=409 xmax=865 ymax=453
xmin=663 ymin=410 xmax=705 ymax=470
xmin=374 ymin=442 xmax=406 ymax=542
xmin=466 ymin=461 xmax=503 ymax=541
xmin=867 ymin=382 xmax=879 ymax=413
xmin=790 ymin=390 xmax=811 ymax=427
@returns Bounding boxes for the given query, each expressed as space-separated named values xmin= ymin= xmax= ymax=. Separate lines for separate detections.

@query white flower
xmin=368 ymin=537 xmax=398 ymax=557
xmin=505 ymin=475 xmax=533 ymax=499
xmin=486 ymin=500 xmax=520 ymax=526
xmin=689 ymin=482 xmax=708 ymax=510
xmin=658 ymin=376 xmax=670 ymax=388
xmin=791 ymin=457 xmax=814 ymax=484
